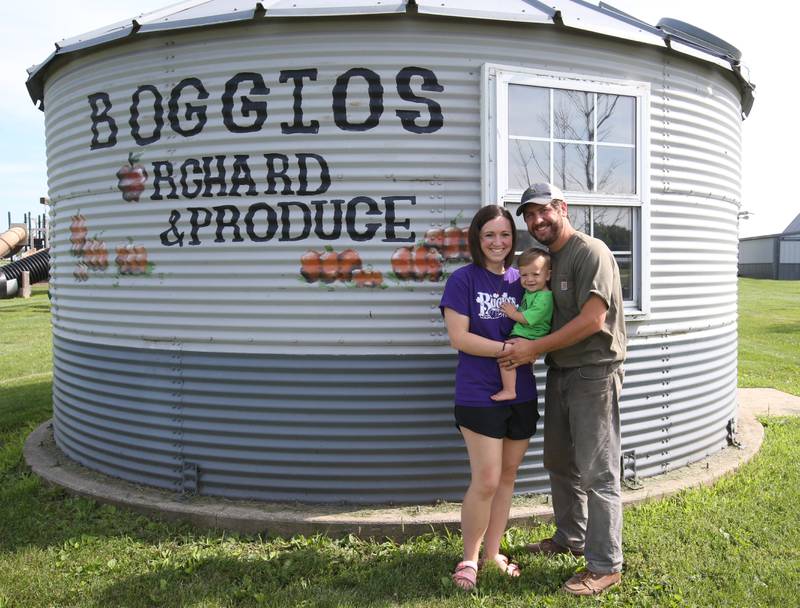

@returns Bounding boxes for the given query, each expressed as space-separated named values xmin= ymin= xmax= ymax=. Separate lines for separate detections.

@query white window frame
xmin=481 ymin=64 xmax=651 ymax=317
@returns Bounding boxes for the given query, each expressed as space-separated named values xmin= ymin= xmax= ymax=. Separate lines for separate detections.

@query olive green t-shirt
xmin=545 ymin=232 xmax=627 ymax=368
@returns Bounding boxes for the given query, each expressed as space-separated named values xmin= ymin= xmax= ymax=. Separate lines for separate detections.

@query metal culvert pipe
xmin=0 ymin=248 xmax=49 ymax=298
xmin=0 ymin=225 xmax=27 ymax=258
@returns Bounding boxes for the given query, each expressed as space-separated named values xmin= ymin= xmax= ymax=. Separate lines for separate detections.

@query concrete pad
xmin=737 ymin=387 xmax=800 ymax=417
xmin=23 ymin=388 xmax=794 ymax=540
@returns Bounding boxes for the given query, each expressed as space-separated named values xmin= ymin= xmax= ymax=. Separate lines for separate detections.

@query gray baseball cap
xmin=516 ymin=182 xmax=565 ymax=215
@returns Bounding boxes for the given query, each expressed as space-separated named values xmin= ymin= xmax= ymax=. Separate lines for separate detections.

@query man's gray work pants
xmin=544 ymin=363 xmax=624 ymax=574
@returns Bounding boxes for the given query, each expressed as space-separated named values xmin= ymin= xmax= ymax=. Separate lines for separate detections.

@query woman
xmin=439 ymin=205 xmax=539 ymax=590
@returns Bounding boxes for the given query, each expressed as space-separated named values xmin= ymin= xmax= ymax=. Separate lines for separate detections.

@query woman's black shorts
xmin=454 ymin=400 xmax=539 ymax=440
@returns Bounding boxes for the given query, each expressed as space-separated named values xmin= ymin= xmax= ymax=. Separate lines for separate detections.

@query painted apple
xmin=460 ymin=226 xmax=471 ymax=261
xmin=117 ymin=152 xmax=148 ymax=202
xmin=443 ymin=225 xmax=463 ymax=260
xmin=115 ymin=244 xmax=149 ymax=275
xmin=424 ymin=227 xmax=444 ymax=250
xmin=391 ymin=245 xmax=443 ymax=282
xmin=73 ymin=262 xmax=88 ymax=282
xmin=390 ymin=246 xmax=413 ymax=280
xmin=84 ymin=239 xmax=109 ymax=270
xmin=70 ymin=214 xmax=87 ymax=256
xmin=369 ymin=269 xmax=384 ymax=287
xmin=319 ymin=249 xmax=339 ymax=283
xmin=414 ymin=245 xmax=443 ymax=281
xmin=425 ymin=246 xmax=444 ymax=281
xmin=115 ymin=246 xmax=129 ymax=274
xmin=133 ymin=245 xmax=148 ymax=273
xmin=412 ymin=245 xmax=431 ymax=281
xmin=337 ymin=248 xmax=362 ymax=281
xmin=300 ymin=250 xmax=322 ymax=283
xmin=353 ymin=268 xmax=383 ymax=288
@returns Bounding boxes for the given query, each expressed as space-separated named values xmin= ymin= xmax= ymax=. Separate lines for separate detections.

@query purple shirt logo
xmin=475 ymin=291 xmax=516 ymax=319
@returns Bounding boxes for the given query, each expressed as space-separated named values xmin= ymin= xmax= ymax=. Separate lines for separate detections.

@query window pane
xmin=593 ymin=206 xmax=632 ymax=252
xmin=597 ymin=146 xmax=635 ymax=194
xmin=568 ymin=205 xmax=590 ymax=234
xmin=615 ymin=254 xmax=633 ymax=300
xmin=508 ymin=140 xmax=549 ymax=190
xmin=515 ymin=229 xmax=540 ymax=253
xmin=554 ymin=89 xmax=593 ymax=141
xmin=509 ymin=85 xmax=549 ymax=138
xmin=553 ymin=143 xmax=593 ymax=191
xmin=597 ymin=94 xmax=635 ymax=144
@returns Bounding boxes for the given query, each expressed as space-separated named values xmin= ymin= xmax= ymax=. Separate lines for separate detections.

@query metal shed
xmin=28 ymin=0 xmax=753 ymax=503
xmin=739 ymin=214 xmax=800 ymax=280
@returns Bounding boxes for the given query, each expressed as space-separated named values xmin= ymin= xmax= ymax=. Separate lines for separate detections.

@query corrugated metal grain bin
xmin=27 ymin=0 xmax=755 ymax=503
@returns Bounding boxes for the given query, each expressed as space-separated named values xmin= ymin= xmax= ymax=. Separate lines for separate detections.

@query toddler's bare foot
xmin=490 ymin=390 xmax=516 ymax=401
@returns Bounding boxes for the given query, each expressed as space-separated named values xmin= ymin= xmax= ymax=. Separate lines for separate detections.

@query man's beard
xmin=532 ymin=219 xmax=560 ymax=246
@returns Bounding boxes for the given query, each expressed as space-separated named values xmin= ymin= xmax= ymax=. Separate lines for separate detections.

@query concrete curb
xmin=24 ymin=389 xmax=796 ymax=540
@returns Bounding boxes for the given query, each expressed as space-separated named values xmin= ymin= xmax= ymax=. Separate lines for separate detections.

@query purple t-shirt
xmin=439 ymin=264 xmax=537 ymax=406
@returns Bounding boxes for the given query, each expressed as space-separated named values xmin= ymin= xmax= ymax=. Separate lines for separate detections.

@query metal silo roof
xmin=26 ymin=0 xmax=753 ymax=115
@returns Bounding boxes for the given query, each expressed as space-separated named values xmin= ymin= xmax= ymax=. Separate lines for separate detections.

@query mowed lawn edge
xmin=0 ymin=279 xmax=797 ymax=607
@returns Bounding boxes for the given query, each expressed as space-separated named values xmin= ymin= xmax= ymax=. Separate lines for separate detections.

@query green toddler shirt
xmin=509 ymin=290 xmax=553 ymax=340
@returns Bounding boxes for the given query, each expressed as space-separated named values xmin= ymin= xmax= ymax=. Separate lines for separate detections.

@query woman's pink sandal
xmin=452 ymin=560 xmax=478 ymax=590
xmin=480 ymin=554 xmax=521 ymax=577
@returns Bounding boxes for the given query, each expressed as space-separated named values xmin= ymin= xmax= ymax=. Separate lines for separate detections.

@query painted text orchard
xmin=87 ymin=66 xmax=446 ymax=247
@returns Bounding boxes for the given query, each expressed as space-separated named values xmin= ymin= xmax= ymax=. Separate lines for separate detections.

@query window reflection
xmin=568 ymin=205 xmax=590 ymax=233
xmin=593 ymin=207 xmax=632 ymax=252
xmin=597 ymin=94 xmax=635 ymax=144
xmin=506 ymin=87 xmax=636 ymax=197
xmin=515 ymin=208 xmax=635 ymax=303
xmin=615 ymin=255 xmax=633 ymax=300
xmin=554 ymin=143 xmax=593 ymax=191
xmin=508 ymin=140 xmax=549 ymax=190
xmin=597 ymin=147 xmax=635 ymax=194
xmin=509 ymin=85 xmax=549 ymax=138
xmin=515 ymin=229 xmax=540 ymax=253
xmin=504 ymin=80 xmax=640 ymax=305
xmin=554 ymin=90 xmax=593 ymax=141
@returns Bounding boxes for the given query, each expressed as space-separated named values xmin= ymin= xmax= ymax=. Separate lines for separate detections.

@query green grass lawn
xmin=738 ymin=278 xmax=800 ymax=395
xmin=0 ymin=280 xmax=798 ymax=607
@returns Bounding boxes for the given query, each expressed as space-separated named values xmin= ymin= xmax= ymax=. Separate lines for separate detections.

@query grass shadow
xmin=763 ymin=321 xmax=800 ymax=335
xmin=0 ymin=378 xmax=52 ymax=432
xmin=27 ymin=303 xmax=52 ymax=314
xmin=0 ymin=298 xmax=50 ymax=315
xmin=86 ymin=549 xmax=577 ymax=608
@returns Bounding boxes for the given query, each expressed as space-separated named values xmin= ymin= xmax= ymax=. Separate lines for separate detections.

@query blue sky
xmin=2 ymin=1 xmax=796 ymax=238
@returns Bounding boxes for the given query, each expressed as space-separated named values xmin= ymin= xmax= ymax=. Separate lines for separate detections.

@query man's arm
xmin=497 ymin=294 xmax=607 ymax=368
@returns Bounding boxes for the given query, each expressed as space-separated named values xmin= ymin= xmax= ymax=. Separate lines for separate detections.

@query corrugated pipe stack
xmin=0 ymin=225 xmax=27 ymax=258
xmin=0 ymin=248 xmax=50 ymax=298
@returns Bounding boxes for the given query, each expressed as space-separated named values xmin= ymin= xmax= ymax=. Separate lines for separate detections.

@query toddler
xmin=491 ymin=248 xmax=553 ymax=401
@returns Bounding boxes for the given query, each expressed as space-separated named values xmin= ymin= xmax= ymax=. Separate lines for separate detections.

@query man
xmin=498 ymin=182 xmax=627 ymax=596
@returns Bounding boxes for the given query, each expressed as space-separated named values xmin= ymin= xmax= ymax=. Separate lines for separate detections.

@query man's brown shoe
xmin=562 ymin=570 xmax=621 ymax=596
xmin=525 ymin=537 xmax=584 ymax=557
